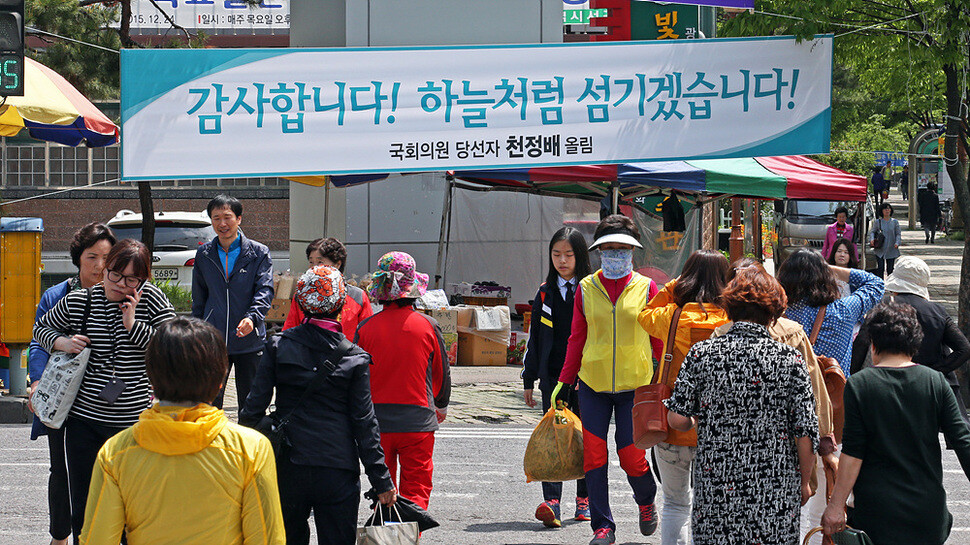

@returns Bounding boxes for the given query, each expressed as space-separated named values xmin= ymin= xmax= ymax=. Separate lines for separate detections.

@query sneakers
xmin=589 ymin=527 xmax=615 ymax=545
xmin=535 ymin=499 xmax=561 ymax=528
xmin=574 ymin=496 xmax=591 ymax=521
xmin=638 ymin=503 xmax=658 ymax=535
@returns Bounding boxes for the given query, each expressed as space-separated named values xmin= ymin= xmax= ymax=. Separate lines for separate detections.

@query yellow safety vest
xmin=579 ymin=272 xmax=654 ymax=393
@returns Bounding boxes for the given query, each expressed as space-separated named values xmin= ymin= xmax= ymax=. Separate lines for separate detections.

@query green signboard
xmin=563 ymin=8 xmax=608 ymax=25
xmin=631 ymin=1 xmax=700 ymax=40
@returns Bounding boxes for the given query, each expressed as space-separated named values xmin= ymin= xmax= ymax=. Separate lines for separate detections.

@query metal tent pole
xmin=435 ymin=176 xmax=454 ymax=289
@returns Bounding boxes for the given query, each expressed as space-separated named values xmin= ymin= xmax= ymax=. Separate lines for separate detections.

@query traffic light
xmin=589 ymin=0 xmax=631 ymax=41
xmin=0 ymin=0 xmax=23 ymax=97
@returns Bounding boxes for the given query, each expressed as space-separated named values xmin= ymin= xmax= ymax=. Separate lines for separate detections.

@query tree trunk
xmin=118 ymin=0 xmax=137 ymax=48
xmin=943 ymin=64 xmax=970 ymax=334
xmin=138 ymin=181 xmax=155 ymax=253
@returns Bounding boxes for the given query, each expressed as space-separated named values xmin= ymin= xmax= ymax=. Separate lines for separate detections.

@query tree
xmin=26 ymin=0 xmax=122 ymax=100
xmin=721 ymin=0 xmax=970 ymax=334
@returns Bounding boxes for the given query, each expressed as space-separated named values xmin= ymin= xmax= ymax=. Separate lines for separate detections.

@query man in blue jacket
xmin=192 ymin=194 xmax=274 ymax=414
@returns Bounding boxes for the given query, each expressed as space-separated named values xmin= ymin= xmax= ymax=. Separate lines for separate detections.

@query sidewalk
xmin=221 ymin=363 xmax=541 ymax=426
xmin=885 ymin=192 xmax=962 ymax=317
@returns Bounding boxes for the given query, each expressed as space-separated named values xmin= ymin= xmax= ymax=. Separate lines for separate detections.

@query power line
xmin=26 ymin=26 xmax=120 ymax=54
xmin=0 ymin=178 xmax=123 ymax=207
xmin=752 ymin=9 xmax=934 ymax=38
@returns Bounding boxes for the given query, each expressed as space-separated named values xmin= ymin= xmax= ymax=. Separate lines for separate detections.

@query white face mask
xmin=600 ymin=249 xmax=634 ymax=279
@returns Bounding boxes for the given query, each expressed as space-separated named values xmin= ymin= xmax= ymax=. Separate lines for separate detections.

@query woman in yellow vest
xmin=637 ymin=249 xmax=731 ymax=545
xmin=552 ymin=214 xmax=661 ymax=545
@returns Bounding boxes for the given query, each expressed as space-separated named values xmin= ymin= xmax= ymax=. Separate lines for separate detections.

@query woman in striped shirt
xmin=33 ymin=239 xmax=175 ymax=542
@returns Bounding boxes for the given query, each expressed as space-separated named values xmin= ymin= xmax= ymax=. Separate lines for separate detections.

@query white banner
xmin=120 ymin=36 xmax=832 ymax=180
xmin=116 ymin=0 xmax=289 ymax=32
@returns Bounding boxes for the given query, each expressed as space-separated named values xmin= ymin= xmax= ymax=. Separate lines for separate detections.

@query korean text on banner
xmin=120 ymin=36 xmax=832 ymax=180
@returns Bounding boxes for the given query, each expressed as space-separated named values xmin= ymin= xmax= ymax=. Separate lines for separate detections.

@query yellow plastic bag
xmin=523 ymin=406 xmax=585 ymax=483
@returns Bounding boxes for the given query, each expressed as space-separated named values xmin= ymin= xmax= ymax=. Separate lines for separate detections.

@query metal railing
xmin=0 ymin=140 xmax=287 ymax=189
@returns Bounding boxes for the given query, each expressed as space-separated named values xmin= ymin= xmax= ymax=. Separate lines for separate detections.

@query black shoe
xmin=639 ymin=503 xmax=658 ymax=535
xmin=590 ymin=527 xmax=615 ymax=545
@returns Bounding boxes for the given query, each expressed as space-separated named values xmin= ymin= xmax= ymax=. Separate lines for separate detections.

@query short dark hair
xmin=672 ymin=249 xmax=729 ymax=310
xmin=206 ymin=194 xmax=243 ymax=218
xmin=776 ymin=249 xmax=841 ymax=307
xmin=146 ymin=317 xmax=228 ymax=403
xmin=877 ymin=202 xmax=894 ymax=216
xmin=834 ymin=206 xmax=849 ymax=218
xmin=378 ymin=298 xmax=416 ymax=308
xmin=864 ymin=300 xmax=923 ymax=357
xmin=593 ymin=214 xmax=640 ymax=243
xmin=721 ymin=265 xmax=787 ymax=326
xmin=826 ymin=238 xmax=860 ymax=269
xmin=69 ymin=222 xmax=116 ymax=268
xmin=306 ymin=237 xmax=348 ymax=272
xmin=105 ymin=239 xmax=151 ymax=279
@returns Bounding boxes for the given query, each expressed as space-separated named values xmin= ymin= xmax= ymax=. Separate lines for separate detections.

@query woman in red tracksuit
xmin=283 ymin=237 xmax=372 ymax=337
xmin=354 ymin=251 xmax=451 ymax=510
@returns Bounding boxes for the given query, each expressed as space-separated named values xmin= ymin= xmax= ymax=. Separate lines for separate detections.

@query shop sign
xmin=113 ymin=0 xmax=289 ymax=32
xmin=120 ymin=36 xmax=833 ymax=180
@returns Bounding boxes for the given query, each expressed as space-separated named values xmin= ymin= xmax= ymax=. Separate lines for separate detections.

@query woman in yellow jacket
xmin=552 ymin=215 xmax=662 ymax=545
xmin=638 ymin=249 xmax=730 ymax=545
xmin=80 ymin=317 xmax=285 ymax=545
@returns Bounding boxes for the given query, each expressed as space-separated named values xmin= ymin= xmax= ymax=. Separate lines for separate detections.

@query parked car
xmin=106 ymin=210 xmax=215 ymax=289
xmin=773 ymin=199 xmax=877 ymax=271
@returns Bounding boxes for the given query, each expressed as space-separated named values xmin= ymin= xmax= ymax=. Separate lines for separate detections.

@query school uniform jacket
xmin=522 ymin=282 xmax=573 ymax=390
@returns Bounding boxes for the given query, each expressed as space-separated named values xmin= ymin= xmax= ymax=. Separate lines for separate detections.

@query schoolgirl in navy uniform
xmin=522 ymin=226 xmax=592 ymax=528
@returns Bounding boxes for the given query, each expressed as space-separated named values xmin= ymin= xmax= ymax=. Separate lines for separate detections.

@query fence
xmin=0 ymin=140 xmax=287 ymax=189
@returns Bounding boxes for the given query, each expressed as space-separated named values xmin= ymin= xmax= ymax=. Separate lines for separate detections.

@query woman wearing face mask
xmin=551 ymin=214 xmax=662 ymax=545
xmin=27 ymin=222 xmax=116 ymax=545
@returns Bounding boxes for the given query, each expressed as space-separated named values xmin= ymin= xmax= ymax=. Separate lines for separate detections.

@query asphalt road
xmin=2 ymin=421 xmax=970 ymax=545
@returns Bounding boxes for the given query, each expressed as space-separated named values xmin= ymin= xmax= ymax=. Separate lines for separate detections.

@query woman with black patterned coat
xmin=665 ymin=265 xmax=819 ymax=545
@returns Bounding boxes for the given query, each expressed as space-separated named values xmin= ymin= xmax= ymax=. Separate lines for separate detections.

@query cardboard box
xmin=450 ymin=282 xmax=512 ymax=299
xmin=457 ymin=331 xmax=508 ymax=366
xmin=275 ymin=274 xmax=296 ymax=301
xmin=264 ymin=298 xmax=290 ymax=323
xmin=421 ymin=308 xmax=458 ymax=366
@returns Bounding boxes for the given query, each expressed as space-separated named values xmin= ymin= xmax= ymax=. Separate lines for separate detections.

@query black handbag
xmin=870 ymin=221 xmax=885 ymax=249
xmin=255 ymin=337 xmax=354 ymax=457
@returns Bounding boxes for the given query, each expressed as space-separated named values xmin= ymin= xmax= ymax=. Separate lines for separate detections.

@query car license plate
xmin=153 ymin=267 xmax=179 ymax=280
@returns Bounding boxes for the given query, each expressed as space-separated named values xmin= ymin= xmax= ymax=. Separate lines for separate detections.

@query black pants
xmin=46 ymin=427 xmax=72 ymax=540
xmin=539 ymin=381 xmax=588 ymax=502
xmin=214 ymin=350 xmax=262 ymax=414
xmin=875 ymin=257 xmax=896 ymax=279
xmin=277 ymin=456 xmax=360 ymax=545
xmin=64 ymin=417 xmax=125 ymax=544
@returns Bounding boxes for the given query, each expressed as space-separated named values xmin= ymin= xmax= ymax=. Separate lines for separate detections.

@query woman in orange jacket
xmin=637 ymin=249 xmax=730 ymax=545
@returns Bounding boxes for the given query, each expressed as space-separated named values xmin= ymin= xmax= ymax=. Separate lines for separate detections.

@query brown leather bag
xmin=808 ymin=307 xmax=847 ymax=444
xmin=632 ymin=307 xmax=683 ymax=449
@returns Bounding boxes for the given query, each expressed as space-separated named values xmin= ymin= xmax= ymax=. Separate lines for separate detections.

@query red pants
xmin=380 ymin=431 xmax=435 ymax=510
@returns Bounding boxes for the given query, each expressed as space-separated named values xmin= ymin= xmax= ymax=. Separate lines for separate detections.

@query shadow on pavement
xmin=464 ymin=521 xmax=547 ymax=533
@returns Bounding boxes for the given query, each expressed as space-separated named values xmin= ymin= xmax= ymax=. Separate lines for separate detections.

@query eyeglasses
xmin=106 ymin=269 xmax=146 ymax=289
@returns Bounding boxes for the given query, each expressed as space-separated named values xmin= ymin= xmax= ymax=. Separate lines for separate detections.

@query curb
xmin=0 ymin=396 xmax=33 ymax=424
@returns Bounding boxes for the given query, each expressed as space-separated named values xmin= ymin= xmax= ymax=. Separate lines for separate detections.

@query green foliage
xmin=952 ymin=230 xmax=966 ymax=241
xmin=26 ymin=1 xmax=211 ymax=101
xmin=819 ymin=114 xmax=912 ymax=175
xmin=152 ymin=279 xmax=192 ymax=313
xmin=26 ymin=0 xmax=122 ymax=100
